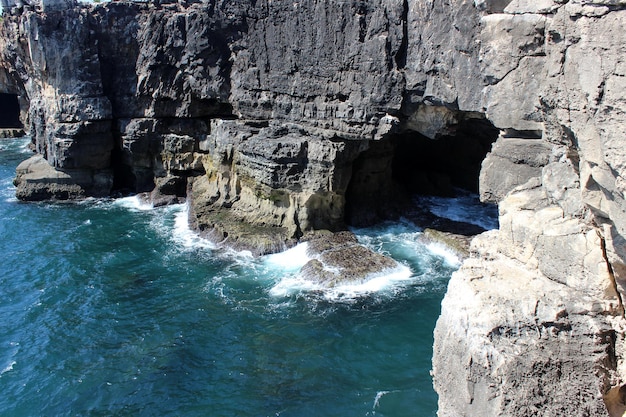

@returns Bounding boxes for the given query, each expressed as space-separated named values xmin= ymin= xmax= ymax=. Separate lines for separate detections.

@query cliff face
xmin=2 ymin=0 xmax=626 ymax=415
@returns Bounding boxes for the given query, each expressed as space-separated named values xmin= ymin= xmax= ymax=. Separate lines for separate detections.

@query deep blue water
xmin=0 ymin=137 xmax=471 ymax=417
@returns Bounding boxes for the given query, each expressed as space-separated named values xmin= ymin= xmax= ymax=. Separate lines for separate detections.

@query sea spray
xmin=416 ymin=189 xmax=499 ymax=231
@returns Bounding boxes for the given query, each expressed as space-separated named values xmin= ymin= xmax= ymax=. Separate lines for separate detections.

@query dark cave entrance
xmin=344 ymin=115 xmax=499 ymax=227
xmin=391 ymin=117 xmax=499 ymax=197
xmin=0 ymin=93 xmax=23 ymax=128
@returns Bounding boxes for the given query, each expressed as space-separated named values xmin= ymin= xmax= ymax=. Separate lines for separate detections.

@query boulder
xmin=14 ymin=154 xmax=112 ymax=200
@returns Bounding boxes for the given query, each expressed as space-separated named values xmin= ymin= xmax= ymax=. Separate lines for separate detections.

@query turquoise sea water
xmin=0 ymin=137 xmax=479 ymax=417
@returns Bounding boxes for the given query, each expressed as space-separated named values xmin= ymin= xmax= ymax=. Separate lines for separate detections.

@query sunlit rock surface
xmin=2 ymin=1 xmax=626 ymax=415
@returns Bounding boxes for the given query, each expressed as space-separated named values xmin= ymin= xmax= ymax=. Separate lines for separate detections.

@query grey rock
xmin=473 ymin=0 xmax=512 ymax=13
xmin=433 ymin=231 xmax=614 ymax=417
xmin=3 ymin=2 xmax=626 ymax=416
xmin=504 ymin=0 xmax=559 ymax=14
xmin=14 ymin=154 xmax=112 ymax=200
xmin=480 ymin=136 xmax=552 ymax=203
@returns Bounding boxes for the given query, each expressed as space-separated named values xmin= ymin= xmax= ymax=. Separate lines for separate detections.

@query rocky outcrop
xmin=3 ymin=0 xmax=626 ymax=415
xmin=300 ymin=231 xmax=402 ymax=286
xmin=430 ymin=2 xmax=626 ymax=416
xmin=0 ymin=128 xmax=25 ymax=138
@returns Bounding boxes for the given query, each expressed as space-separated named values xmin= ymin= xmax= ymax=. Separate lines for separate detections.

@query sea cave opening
xmin=0 ymin=93 xmax=23 ymax=128
xmin=344 ymin=114 xmax=499 ymax=230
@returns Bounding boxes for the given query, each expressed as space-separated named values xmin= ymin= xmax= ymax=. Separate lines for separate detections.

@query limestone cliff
xmin=1 ymin=0 xmax=626 ymax=415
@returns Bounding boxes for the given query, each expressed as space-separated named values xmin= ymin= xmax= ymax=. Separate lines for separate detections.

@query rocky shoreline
xmin=2 ymin=0 xmax=626 ymax=415
xmin=0 ymin=128 xmax=25 ymax=138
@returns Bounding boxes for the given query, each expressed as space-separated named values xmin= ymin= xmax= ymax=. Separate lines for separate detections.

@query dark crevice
xmin=596 ymin=229 xmax=625 ymax=319
xmin=392 ymin=118 xmax=499 ymax=196
xmin=0 ymin=93 xmax=23 ymax=128
xmin=394 ymin=0 xmax=409 ymax=70
xmin=356 ymin=1 xmax=368 ymax=43
xmin=501 ymin=128 xmax=543 ymax=139
xmin=344 ymin=139 xmax=402 ymax=226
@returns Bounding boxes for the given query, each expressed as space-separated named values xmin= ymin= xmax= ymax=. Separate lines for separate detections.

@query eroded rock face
xmin=433 ymin=230 xmax=614 ymax=417
xmin=3 ymin=1 xmax=626 ymax=416
xmin=430 ymin=2 xmax=626 ymax=416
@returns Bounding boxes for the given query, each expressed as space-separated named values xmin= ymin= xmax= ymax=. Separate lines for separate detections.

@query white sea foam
xmin=0 ymin=136 xmax=31 ymax=153
xmin=268 ymin=274 xmax=322 ymax=297
xmin=113 ymin=195 xmax=153 ymax=212
xmin=1 ymin=342 xmax=19 ymax=377
xmin=268 ymin=263 xmax=413 ymax=301
xmin=373 ymin=390 xmax=390 ymax=409
xmin=171 ymin=203 xmax=216 ymax=250
xmin=2 ymin=186 xmax=17 ymax=202
xmin=322 ymin=265 xmax=413 ymax=301
xmin=265 ymin=218 xmax=464 ymax=301
xmin=425 ymin=242 xmax=461 ymax=268
xmin=263 ymin=242 xmax=311 ymax=271
xmin=0 ymin=361 xmax=15 ymax=376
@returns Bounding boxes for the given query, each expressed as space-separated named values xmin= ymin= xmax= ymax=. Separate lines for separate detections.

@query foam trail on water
xmin=0 ymin=361 xmax=15 ymax=376
xmin=1 ymin=342 xmax=19 ymax=377
xmin=373 ymin=390 xmax=390 ymax=409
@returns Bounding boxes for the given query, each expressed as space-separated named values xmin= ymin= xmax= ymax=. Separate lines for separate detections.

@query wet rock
xmin=422 ymin=228 xmax=471 ymax=259
xmin=300 ymin=231 xmax=400 ymax=287
xmin=0 ymin=129 xmax=25 ymax=138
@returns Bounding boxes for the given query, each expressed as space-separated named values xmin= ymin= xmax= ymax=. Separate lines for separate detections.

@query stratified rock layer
xmin=2 ymin=0 xmax=626 ymax=416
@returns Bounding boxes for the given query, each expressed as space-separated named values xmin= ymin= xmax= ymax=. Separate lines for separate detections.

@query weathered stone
xmin=3 ymin=2 xmax=626 ymax=416
xmin=13 ymin=154 xmax=112 ymax=200
xmin=300 ymin=231 xmax=400 ymax=286
xmin=473 ymin=0 xmax=511 ymax=13
xmin=188 ymin=122 xmax=370 ymax=251
xmin=479 ymin=14 xmax=547 ymax=85
xmin=433 ymin=231 xmax=614 ymax=417
xmin=480 ymin=136 xmax=552 ymax=203
xmin=504 ymin=0 xmax=559 ymax=14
